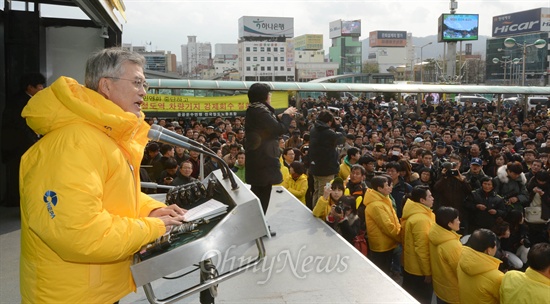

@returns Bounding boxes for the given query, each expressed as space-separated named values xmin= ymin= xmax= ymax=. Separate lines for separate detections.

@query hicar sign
xmin=492 ymin=8 xmax=547 ymax=37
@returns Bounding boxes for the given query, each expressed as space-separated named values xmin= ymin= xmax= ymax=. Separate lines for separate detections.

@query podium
xmin=131 ymin=169 xmax=268 ymax=303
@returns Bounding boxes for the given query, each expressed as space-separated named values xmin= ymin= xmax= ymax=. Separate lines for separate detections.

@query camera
xmin=449 ymin=169 xmax=459 ymax=177
xmin=442 ymin=162 xmax=457 ymax=170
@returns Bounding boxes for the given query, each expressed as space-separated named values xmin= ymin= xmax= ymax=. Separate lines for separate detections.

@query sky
xmin=118 ymin=0 xmax=548 ymax=58
xmin=16 ymin=0 xmax=550 ymax=59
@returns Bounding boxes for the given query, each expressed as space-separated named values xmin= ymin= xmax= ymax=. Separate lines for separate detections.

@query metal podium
xmin=131 ymin=169 xmax=269 ymax=304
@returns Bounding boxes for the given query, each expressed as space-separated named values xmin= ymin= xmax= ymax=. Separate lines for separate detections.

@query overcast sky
xmin=15 ymin=0 xmax=548 ymax=59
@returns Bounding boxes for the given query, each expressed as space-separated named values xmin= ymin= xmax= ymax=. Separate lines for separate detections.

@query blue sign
xmin=492 ymin=8 xmax=542 ymax=37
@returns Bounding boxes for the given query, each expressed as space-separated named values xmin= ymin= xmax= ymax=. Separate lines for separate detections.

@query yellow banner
xmin=142 ymin=92 xmax=288 ymax=113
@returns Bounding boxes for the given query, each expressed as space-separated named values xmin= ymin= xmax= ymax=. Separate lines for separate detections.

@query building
xmin=238 ymin=16 xmax=295 ymax=81
xmin=292 ymin=34 xmax=338 ymax=82
xmin=486 ymin=7 xmax=550 ymax=86
xmin=122 ymin=44 xmax=178 ymax=74
xmin=181 ymin=36 xmax=212 ymax=78
xmin=328 ymin=19 xmax=362 ymax=75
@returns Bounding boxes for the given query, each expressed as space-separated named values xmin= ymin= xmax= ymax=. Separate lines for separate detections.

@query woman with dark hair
xmin=484 ymin=153 xmax=508 ymax=178
xmin=429 ymin=206 xmax=462 ymax=304
xmin=401 ymin=185 xmax=436 ymax=304
xmin=502 ymin=210 xmax=530 ymax=266
xmin=312 ymin=177 xmax=345 ymax=220
xmin=328 ymin=195 xmax=362 ymax=245
xmin=492 ymin=218 xmax=523 ymax=271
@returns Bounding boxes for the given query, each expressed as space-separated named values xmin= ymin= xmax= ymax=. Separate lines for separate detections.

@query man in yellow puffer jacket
xmin=19 ymin=48 xmax=186 ymax=303
xmin=457 ymin=229 xmax=504 ymax=304
xmin=364 ymin=175 xmax=401 ymax=274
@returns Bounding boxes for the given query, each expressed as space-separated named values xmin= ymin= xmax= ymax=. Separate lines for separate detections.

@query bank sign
xmin=239 ymin=16 xmax=294 ymax=38
xmin=492 ymin=8 xmax=550 ymax=37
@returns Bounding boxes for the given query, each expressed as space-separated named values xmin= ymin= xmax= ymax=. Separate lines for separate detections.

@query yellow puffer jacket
xmin=500 ymin=268 xmax=550 ymax=304
xmin=429 ymin=224 xmax=463 ymax=304
xmin=19 ymin=77 xmax=167 ymax=303
xmin=312 ymin=195 xmax=336 ymax=219
xmin=457 ymin=246 xmax=504 ymax=304
xmin=401 ymin=199 xmax=435 ymax=276
xmin=363 ymin=188 xmax=401 ymax=252
xmin=282 ymin=173 xmax=308 ymax=204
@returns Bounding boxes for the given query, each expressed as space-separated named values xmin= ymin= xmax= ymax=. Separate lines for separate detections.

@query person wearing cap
xmin=463 ymin=157 xmax=489 ymax=191
xmin=358 ymin=155 xmax=377 ymax=188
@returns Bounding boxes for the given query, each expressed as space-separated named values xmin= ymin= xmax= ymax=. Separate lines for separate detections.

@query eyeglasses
xmin=105 ymin=77 xmax=149 ymax=91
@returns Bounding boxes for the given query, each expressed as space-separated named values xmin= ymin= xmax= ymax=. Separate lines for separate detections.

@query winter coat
xmin=364 ymin=188 xmax=401 ymax=252
xmin=19 ymin=77 xmax=167 ymax=303
xmin=244 ymin=101 xmax=292 ymax=186
xmin=337 ymin=156 xmax=352 ymax=180
xmin=466 ymin=188 xmax=506 ymax=230
xmin=526 ymin=177 xmax=550 ymax=220
xmin=499 ymin=268 xmax=550 ymax=304
xmin=309 ymin=120 xmax=345 ymax=176
xmin=492 ymin=165 xmax=529 ymax=211
xmin=401 ymin=199 xmax=435 ymax=276
xmin=232 ymin=161 xmax=246 ymax=183
xmin=433 ymin=175 xmax=471 ymax=220
xmin=457 ymin=246 xmax=504 ymax=304
xmin=312 ymin=195 xmax=337 ymax=219
xmin=429 ymin=224 xmax=463 ymax=304
xmin=282 ymin=173 xmax=308 ymax=204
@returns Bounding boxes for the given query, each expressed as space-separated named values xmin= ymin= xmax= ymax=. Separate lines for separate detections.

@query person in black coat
xmin=465 ymin=176 xmax=506 ymax=233
xmin=245 ymin=83 xmax=296 ymax=236
xmin=309 ymin=110 xmax=345 ymax=206
xmin=1 ymin=72 xmax=45 ymax=207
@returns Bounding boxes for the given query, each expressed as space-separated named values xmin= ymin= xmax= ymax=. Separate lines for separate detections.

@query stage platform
xmin=0 ymin=186 xmax=417 ymax=303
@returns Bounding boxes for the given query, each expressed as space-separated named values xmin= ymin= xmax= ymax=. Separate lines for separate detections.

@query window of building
xmin=267 ymin=66 xmax=271 ymax=71
xmin=280 ymin=57 xmax=284 ymax=62
xmin=253 ymin=57 xmax=257 ymax=61
xmin=287 ymin=68 xmax=291 ymax=72
xmin=267 ymin=47 xmax=271 ymax=52
xmin=260 ymin=57 xmax=265 ymax=61
xmin=280 ymin=47 xmax=284 ymax=52
xmin=267 ymin=57 xmax=271 ymax=61
xmin=261 ymin=66 xmax=265 ymax=71
xmin=274 ymin=67 xmax=278 ymax=71
xmin=246 ymin=57 xmax=250 ymax=61
xmin=260 ymin=47 xmax=265 ymax=52
xmin=246 ymin=66 xmax=251 ymax=71
xmin=274 ymin=57 xmax=278 ymax=62
xmin=274 ymin=47 xmax=278 ymax=52
xmin=246 ymin=47 xmax=250 ymax=52
xmin=253 ymin=47 xmax=257 ymax=52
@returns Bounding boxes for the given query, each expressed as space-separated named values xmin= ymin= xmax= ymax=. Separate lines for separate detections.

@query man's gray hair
xmin=85 ymin=47 xmax=145 ymax=91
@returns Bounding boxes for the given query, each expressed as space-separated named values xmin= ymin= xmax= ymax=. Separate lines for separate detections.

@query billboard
xmin=329 ymin=20 xmax=342 ymax=39
xmin=342 ymin=20 xmax=361 ymax=36
xmin=329 ymin=19 xmax=361 ymax=38
xmin=438 ymin=14 xmax=479 ymax=42
xmin=492 ymin=8 xmax=548 ymax=37
xmin=238 ymin=16 xmax=294 ymax=38
xmin=369 ymin=30 xmax=407 ymax=47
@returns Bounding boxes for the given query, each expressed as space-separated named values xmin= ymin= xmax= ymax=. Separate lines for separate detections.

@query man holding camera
xmin=433 ymin=161 xmax=472 ymax=234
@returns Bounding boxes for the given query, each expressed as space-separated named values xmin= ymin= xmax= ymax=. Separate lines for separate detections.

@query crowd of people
xmin=143 ymin=91 xmax=550 ymax=303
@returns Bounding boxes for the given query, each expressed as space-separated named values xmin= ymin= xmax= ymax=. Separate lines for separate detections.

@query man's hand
xmin=149 ymin=205 xmax=187 ymax=233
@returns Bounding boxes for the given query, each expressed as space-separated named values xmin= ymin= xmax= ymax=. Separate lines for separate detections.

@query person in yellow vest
xmin=312 ymin=177 xmax=345 ymax=220
xmin=364 ymin=175 xmax=401 ymax=274
xmin=429 ymin=206 xmax=463 ymax=304
xmin=458 ymin=228 xmax=504 ymax=304
xmin=282 ymin=161 xmax=308 ymax=204
xmin=500 ymin=242 xmax=550 ymax=304
xmin=337 ymin=147 xmax=360 ymax=180
xmin=401 ymin=185 xmax=436 ymax=304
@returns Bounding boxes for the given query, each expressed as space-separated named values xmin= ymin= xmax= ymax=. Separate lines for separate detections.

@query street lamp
xmin=504 ymin=37 xmax=546 ymax=86
xmin=492 ymin=56 xmax=514 ymax=85
xmin=420 ymin=42 xmax=432 ymax=83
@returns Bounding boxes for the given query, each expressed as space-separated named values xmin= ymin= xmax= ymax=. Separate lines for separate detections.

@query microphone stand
xmin=148 ymin=126 xmax=239 ymax=190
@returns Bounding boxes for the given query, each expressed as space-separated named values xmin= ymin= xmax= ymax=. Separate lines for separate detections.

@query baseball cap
xmin=436 ymin=141 xmax=446 ymax=148
xmin=470 ymin=157 xmax=482 ymax=166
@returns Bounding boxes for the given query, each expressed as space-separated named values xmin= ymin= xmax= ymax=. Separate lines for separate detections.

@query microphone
xmin=149 ymin=125 xmax=229 ymax=179
xmin=148 ymin=128 xmax=238 ymax=190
